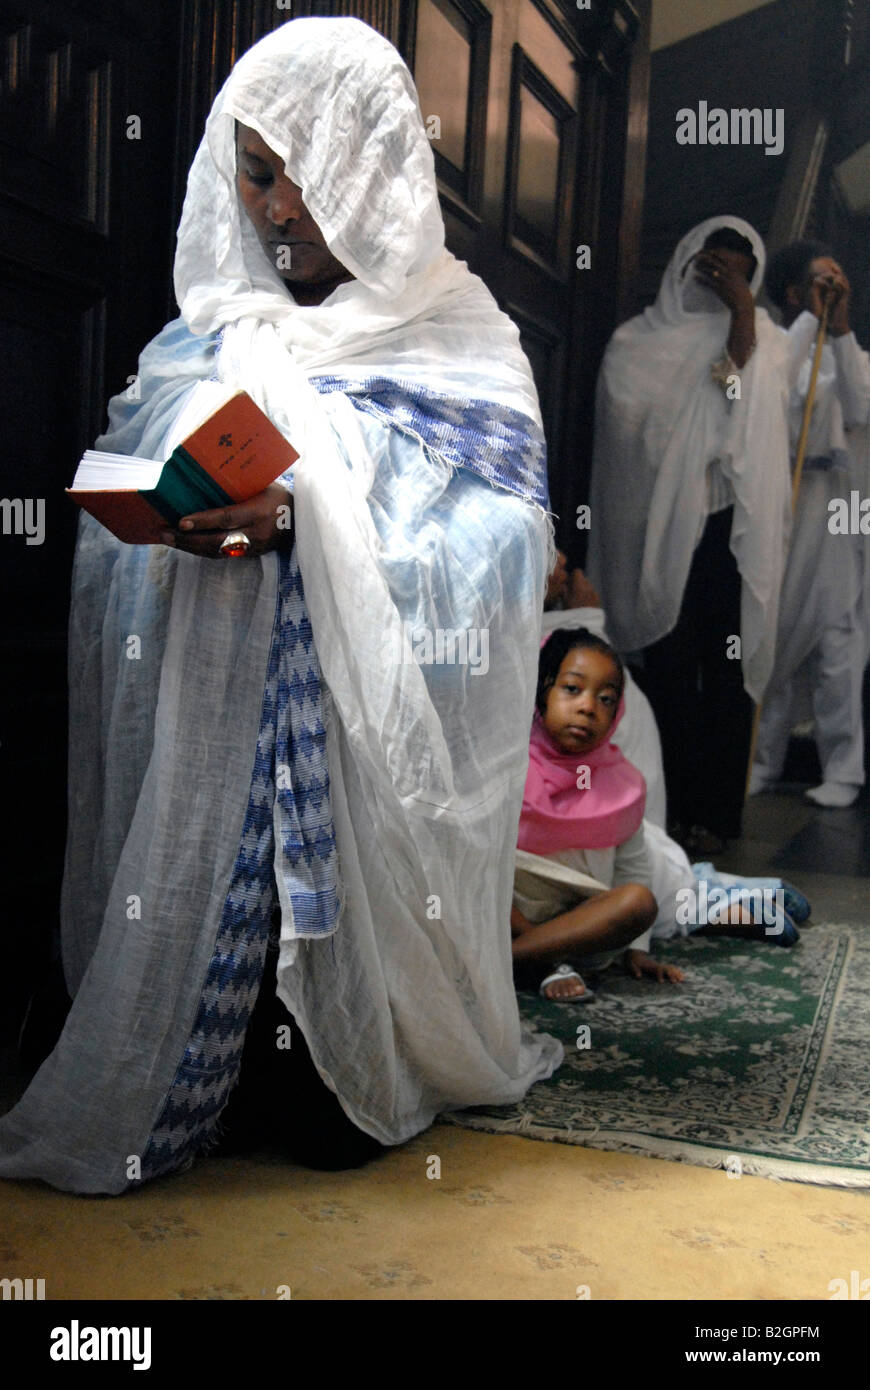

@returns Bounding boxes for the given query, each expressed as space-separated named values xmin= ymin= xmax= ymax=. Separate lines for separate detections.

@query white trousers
xmin=755 ymin=594 xmax=866 ymax=788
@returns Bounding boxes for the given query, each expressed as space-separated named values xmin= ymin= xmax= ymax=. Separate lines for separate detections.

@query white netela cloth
xmin=765 ymin=313 xmax=870 ymax=679
xmin=0 ymin=18 xmax=561 ymax=1193
xmin=754 ymin=312 xmax=870 ymax=784
xmin=586 ymin=216 xmax=792 ymax=701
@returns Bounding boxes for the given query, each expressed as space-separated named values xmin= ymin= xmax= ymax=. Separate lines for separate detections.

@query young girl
xmin=513 ymin=629 xmax=806 ymax=1002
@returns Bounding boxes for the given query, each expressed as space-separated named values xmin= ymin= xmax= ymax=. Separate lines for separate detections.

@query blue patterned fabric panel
xmin=310 ymin=375 xmax=549 ymax=510
xmin=138 ymin=548 xmax=337 ymax=1182
xmin=273 ymin=560 xmax=338 ymax=935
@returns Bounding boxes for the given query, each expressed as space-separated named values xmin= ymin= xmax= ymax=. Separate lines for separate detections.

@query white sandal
xmin=539 ymin=963 xmax=595 ymax=1002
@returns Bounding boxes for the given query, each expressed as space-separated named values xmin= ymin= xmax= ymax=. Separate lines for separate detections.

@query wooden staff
xmin=744 ymin=297 xmax=831 ymax=800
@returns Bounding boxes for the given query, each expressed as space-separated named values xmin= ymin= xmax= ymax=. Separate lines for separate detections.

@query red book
xmin=67 ymin=391 xmax=298 ymax=544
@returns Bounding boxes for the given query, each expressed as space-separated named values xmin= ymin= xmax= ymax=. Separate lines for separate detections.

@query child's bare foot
xmin=539 ymin=964 xmax=593 ymax=1001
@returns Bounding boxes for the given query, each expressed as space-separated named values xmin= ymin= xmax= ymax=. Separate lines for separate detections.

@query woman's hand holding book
xmin=160 ymin=482 xmax=294 ymax=558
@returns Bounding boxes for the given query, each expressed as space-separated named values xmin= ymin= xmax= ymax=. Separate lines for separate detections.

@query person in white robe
xmin=751 ymin=241 xmax=870 ymax=807
xmin=0 ymin=18 xmax=562 ymax=1195
xmin=586 ymin=217 xmax=792 ymax=851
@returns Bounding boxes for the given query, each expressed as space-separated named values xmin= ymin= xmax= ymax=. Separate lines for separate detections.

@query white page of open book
xmin=71 ymin=451 xmax=163 ymax=491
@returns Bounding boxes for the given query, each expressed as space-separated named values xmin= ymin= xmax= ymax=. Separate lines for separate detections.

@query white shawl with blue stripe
xmin=0 ymin=17 xmax=561 ymax=1193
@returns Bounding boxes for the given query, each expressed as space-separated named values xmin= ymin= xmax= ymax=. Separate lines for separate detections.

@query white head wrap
xmin=106 ymin=17 xmax=543 ymax=475
xmin=587 ymin=215 xmax=792 ymax=700
xmin=176 ymin=15 xmax=444 ymax=317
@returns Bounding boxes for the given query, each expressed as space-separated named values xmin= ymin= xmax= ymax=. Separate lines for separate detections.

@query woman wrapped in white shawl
xmin=586 ymin=217 xmax=792 ymax=848
xmin=0 ymin=18 xmax=561 ymax=1195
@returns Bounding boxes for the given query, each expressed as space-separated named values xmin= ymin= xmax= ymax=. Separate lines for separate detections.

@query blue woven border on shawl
xmin=135 ymin=371 xmax=546 ymax=1183
xmin=310 ymin=375 xmax=549 ymax=511
xmin=138 ymin=548 xmax=337 ymax=1183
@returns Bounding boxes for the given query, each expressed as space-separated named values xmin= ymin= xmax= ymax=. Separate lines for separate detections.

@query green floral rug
xmin=443 ymin=926 xmax=870 ymax=1185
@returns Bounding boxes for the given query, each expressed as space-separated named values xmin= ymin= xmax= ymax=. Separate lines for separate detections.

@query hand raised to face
xmin=692 ymin=248 xmax=755 ymax=313
xmin=806 ymin=257 xmax=850 ymax=335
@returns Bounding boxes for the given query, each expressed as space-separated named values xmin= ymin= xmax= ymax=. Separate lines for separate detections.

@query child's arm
xmin=614 ymin=830 xmax=683 ymax=981
xmin=612 ymin=827 xmax=654 ymax=893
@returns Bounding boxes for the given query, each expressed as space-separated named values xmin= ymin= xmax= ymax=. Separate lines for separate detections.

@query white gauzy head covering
xmin=646 ymin=215 xmax=765 ymax=328
xmin=98 ymin=17 xmax=545 ymax=502
xmin=587 ymin=215 xmax=792 ymax=700
xmin=164 ymin=16 xmax=544 ymax=463
xmin=175 ymin=17 xmax=445 ymax=329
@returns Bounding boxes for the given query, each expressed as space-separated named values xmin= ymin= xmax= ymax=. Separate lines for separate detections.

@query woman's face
xmin=542 ymin=647 xmax=621 ymax=755
xmin=235 ymin=123 xmax=353 ymax=302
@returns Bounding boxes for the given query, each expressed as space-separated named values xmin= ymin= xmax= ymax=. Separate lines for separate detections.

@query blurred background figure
xmin=587 ymin=217 xmax=792 ymax=856
xmin=751 ymin=242 xmax=870 ymax=807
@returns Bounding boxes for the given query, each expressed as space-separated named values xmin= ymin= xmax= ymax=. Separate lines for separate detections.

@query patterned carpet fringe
xmin=444 ymin=927 xmax=870 ymax=1188
xmin=442 ymin=1114 xmax=870 ymax=1187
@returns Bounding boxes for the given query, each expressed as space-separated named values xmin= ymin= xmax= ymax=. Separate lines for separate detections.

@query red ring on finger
xmin=219 ymin=530 xmax=252 ymax=558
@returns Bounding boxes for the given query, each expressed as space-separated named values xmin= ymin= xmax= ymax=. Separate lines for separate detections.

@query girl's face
xmin=542 ymin=647 xmax=621 ymax=755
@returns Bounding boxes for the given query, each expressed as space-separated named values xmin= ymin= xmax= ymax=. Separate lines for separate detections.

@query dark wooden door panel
xmin=0 ymin=0 xmax=181 ymax=1041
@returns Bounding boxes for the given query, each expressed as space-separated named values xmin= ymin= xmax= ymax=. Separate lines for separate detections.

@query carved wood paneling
xmin=409 ymin=0 xmax=491 ymax=223
xmin=0 ymin=0 xmax=181 ymax=1040
xmin=504 ymin=42 xmax=577 ymax=277
xmin=0 ymin=18 xmax=112 ymax=231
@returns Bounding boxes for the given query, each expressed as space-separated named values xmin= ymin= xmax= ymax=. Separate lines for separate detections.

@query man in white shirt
xmin=751 ymin=241 xmax=870 ymax=807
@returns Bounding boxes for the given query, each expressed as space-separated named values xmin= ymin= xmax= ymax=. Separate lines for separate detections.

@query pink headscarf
xmin=517 ymin=696 xmax=647 ymax=855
